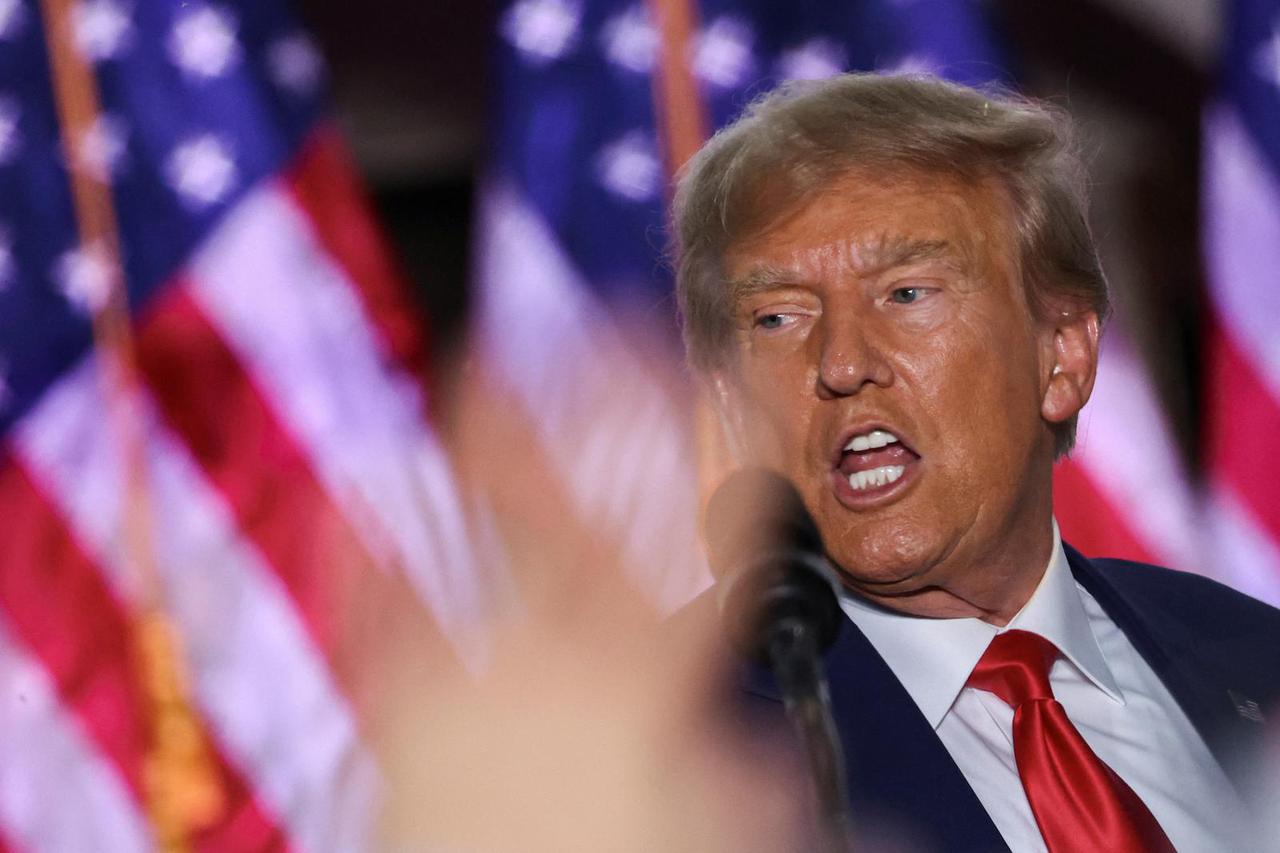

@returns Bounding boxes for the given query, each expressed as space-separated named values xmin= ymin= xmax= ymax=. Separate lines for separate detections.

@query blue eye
xmin=890 ymin=287 xmax=923 ymax=304
xmin=756 ymin=314 xmax=785 ymax=329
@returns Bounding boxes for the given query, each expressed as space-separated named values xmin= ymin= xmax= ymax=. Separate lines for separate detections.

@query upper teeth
xmin=844 ymin=430 xmax=899 ymax=452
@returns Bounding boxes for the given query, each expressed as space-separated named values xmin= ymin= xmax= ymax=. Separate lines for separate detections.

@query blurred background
xmin=1 ymin=0 xmax=1278 ymax=850
xmin=303 ymin=0 xmax=1209 ymax=421
xmin=307 ymin=0 xmax=1214 ymax=429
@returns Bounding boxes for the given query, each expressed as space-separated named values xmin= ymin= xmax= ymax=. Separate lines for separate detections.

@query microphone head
xmin=704 ymin=469 xmax=822 ymax=580
xmin=704 ymin=469 xmax=842 ymax=663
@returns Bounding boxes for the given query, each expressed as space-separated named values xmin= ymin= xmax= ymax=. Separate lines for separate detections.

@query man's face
xmin=718 ymin=167 xmax=1067 ymax=612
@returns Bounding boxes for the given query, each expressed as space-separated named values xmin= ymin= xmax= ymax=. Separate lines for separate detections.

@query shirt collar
xmin=1008 ymin=527 xmax=1124 ymax=706
xmin=837 ymin=523 xmax=1124 ymax=730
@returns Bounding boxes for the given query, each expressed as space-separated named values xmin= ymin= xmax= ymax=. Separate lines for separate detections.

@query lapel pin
xmin=1228 ymin=689 xmax=1266 ymax=724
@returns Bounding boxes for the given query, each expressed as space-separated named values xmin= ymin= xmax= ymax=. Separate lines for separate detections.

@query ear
xmin=708 ymin=369 xmax=751 ymax=464
xmin=1040 ymin=309 xmax=1100 ymax=427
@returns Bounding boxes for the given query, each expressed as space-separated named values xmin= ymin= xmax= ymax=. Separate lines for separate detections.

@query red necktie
xmin=966 ymin=630 xmax=1175 ymax=853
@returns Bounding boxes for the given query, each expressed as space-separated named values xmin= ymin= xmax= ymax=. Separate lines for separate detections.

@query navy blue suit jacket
xmin=726 ymin=544 xmax=1280 ymax=852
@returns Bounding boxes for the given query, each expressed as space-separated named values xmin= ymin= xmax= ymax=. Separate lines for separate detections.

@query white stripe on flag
xmin=475 ymin=180 xmax=711 ymax=610
xmin=1204 ymin=104 xmax=1280 ymax=400
xmin=13 ymin=356 xmax=380 ymax=853
xmin=1070 ymin=330 xmax=1202 ymax=571
xmin=1205 ymin=484 xmax=1280 ymax=608
xmin=185 ymin=183 xmax=488 ymax=654
xmin=0 ymin=613 xmax=154 ymax=853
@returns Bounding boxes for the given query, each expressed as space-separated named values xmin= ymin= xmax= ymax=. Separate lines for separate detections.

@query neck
xmin=843 ymin=515 xmax=1057 ymax=625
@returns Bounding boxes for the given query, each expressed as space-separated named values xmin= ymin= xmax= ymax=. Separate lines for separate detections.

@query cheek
xmin=739 ymin=337 xmax=817 ymax=403
xmin=736 ymin=363 xmax=818 ymax=465
xmin=900 ymin=316 xmax=1040 ymax=442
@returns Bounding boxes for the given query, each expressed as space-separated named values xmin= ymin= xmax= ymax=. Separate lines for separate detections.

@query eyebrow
xmin=727 ymin=265 xmax=803 ymax=300
xmin=727 ymin=237 xmax=958 ymax=300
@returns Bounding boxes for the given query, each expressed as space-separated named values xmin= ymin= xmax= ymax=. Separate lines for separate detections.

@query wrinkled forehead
xmin=716 ymin=152 xmax=994 ymax=241
xmin=721 ymin=166 xmax=1021 ymax=288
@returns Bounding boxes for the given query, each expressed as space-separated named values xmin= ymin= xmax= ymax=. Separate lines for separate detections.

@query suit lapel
xmin=743 ymin=616 xmax=1010 ymax=852
xmin=1064 ymin=545 xmax=1266 ymax=789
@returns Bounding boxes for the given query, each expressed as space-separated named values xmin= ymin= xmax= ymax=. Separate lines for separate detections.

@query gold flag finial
xmin=135 ymin=612 xmax=226 ymax=851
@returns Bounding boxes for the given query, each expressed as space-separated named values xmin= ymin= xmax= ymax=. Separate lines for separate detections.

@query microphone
xmin=705 ymin=469 xmax=851 ymax=850
xmin=704 ymin=468 xmax=842 ymax=663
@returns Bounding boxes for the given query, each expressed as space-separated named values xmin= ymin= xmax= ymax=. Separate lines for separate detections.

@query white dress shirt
xmin=837 ymin=525 xmax=1255 ymax=852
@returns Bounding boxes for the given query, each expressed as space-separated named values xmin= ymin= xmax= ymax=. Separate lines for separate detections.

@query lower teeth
xmin=848 ymin=465 xmax=906 ymax=491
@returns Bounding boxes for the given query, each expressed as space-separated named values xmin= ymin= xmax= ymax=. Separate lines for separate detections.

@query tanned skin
xmin=713 ymin=167 xmax=1099 ymax=626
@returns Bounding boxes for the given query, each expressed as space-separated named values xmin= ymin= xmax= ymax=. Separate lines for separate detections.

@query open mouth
xmin=831 ymin=427 xmax=921 ymax=504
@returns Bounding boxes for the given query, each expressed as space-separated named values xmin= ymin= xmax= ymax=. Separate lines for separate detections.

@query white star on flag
xmin=1254 ymin=26 xmax=1280 ymax=88
xmin=601 ymin=5 xmax=657 ymax=74
xmin=71 ymin=114 xmax=128 ymax=181
xmin=595 ymin=130 xmax=660 ymax=202
xmin=267 ymin=33 xmax=324 ymax=95
xmin=54 ymin=241 xmax=114 ymax=314
xmin=0 ymin=96 xmax=21 ymax=165
xmin=778 ymin=38 xmax=846 ymax=81
xmin=72 ymin=0 xmax=134 ymax=61
xmin=168 ymin=5 xmax=241 ymax=79
xmin=502 ymin=0 xmax=581 ymax=65
xmin=165 ymin=134 xmax=237 ymax=208
xmin=0 ymin=0 xmax=27 ymax=41
xmin=693 ymin=16 xmax=756 ymax=89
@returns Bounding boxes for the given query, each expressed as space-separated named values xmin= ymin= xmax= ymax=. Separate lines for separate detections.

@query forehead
xmin=724 ymin=167 xmax=1017 ymax=281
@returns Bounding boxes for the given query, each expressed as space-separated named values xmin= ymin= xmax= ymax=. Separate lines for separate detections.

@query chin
xmin=823 ymin=521 xmax=944 ymax=593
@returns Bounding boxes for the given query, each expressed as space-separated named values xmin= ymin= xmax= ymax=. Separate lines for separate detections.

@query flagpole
xmin=648 ymin=0 xmax=708 ymax=169
xmin=37 ymin=1 xmax=223 ymax=848
xmin=645 ymin=0 xmax=738 ymax=526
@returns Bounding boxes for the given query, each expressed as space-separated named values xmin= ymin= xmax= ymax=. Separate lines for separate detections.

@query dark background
xmin=294 ymin=0 xmax=1217 ymax=471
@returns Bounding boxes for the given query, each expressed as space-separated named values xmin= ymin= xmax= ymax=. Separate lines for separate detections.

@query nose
xmin=816 ymin=311 xmax=893 ymax=398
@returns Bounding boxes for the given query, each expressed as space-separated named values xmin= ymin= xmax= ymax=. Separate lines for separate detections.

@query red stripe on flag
xmin=0 ymin=455 xmax=147 ymax=794
xmin=0 ymin=454 xmax=289 ymax=851
xmin=1206 ymin=321 xmax=1280 ymax=546
xmin=1053 ymin=458 xmax=1159 ymax=565
xmin=133 ymin=284 xmax=455 ymax=719
xmin=193 ymin=791 xmax=290 ymax=853
xmin=284 ymin=129 xmax=431 ymax=393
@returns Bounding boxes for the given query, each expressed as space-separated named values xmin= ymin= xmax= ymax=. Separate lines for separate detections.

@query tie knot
xmin=966 ymin=629 xmax=1059 ymax=708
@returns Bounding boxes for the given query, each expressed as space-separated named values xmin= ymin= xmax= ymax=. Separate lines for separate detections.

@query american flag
xmin=0 ymin=0 xmax=484 ymax=849
xmin=1056 ymin=0 xmax=1280 ymax=605
xmin=1202 ymin=0 xmax=1280 ymax=604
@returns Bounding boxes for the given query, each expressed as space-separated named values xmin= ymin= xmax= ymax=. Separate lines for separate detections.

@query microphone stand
xmin=705 ymin=469 xmax=852 ymax=850
xmin=766 ymin=617 xmax=852 ymax=852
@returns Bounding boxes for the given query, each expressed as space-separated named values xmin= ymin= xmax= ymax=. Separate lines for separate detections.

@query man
xmin=673 ymin=73 xmax=1280 ymax=851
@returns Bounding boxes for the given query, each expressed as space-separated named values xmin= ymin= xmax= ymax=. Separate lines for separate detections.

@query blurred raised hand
xmin=369 ymin=352 xmax=807 ymax=851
